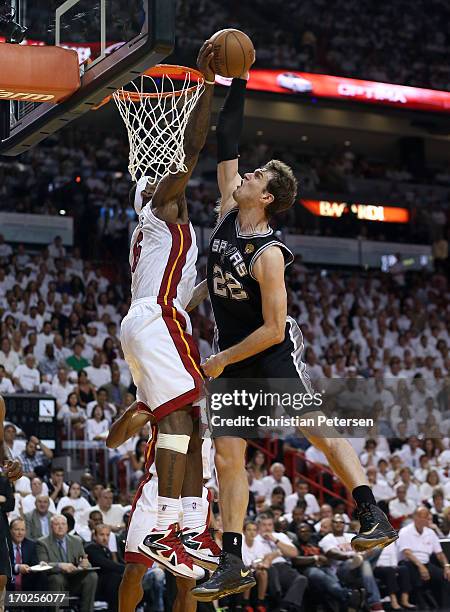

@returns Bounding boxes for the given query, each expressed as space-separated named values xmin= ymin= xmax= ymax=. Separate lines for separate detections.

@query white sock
xmin=182 ymin=496 xmax=204 ymax=529
xmin=156 ymin=496 xmax=180 ymax=531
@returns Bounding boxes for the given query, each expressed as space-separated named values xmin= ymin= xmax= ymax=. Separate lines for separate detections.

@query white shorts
xmin=125 ymin=476 xmax=211 ymax=566
xmin=121 ymin=297 xmax=204 ymax=421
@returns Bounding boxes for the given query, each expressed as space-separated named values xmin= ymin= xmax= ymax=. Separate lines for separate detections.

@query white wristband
xmin=204 ymin=79 xmax=215 ymax=85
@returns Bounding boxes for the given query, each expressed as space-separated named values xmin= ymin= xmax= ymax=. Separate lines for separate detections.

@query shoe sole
xmin=351 ymin=532 xmax=398 ymax=552
xmin=191 ymin=578 xmax=257 ymax=602
xmin=185 ymin=551 xmax=219 ymax=571
xmin=137 ymin=544 xmax=205 ymax=580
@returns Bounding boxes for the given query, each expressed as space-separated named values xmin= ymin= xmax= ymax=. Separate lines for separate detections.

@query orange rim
xmin=92 ymin=65 xmax=205 ymax=110
xmin=116 ymin=64 xmax=204 ymax=101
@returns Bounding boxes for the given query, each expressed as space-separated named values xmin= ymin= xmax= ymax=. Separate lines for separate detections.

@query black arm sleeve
xmin=216 ymin=78 xmax=247 ymax=163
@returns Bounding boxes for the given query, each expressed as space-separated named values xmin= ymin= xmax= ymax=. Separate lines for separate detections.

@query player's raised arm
xmin=151 ymin=41 xmax=215 ymax=210
xmin=216 ymin=72 xmax=252 ymax=217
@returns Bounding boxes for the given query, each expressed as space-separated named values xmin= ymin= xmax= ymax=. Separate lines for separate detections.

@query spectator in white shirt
xmin=3 ymin=423 xmax=25 ymax=460
xmin=417 ymin=397 xmax=442 ymax=430
xmin=0 ymin=365 xmax=15 ymax=394
xmin=86 ymin=405 xmax=109 ymax=441
xmin=57 ymin=392 xmax=87 ymax=434
xmin=21 ymin=477 xmax=56 ymax=514
xmin=82 ymin=488 xmax=126 ymax=533
xmin=366 ymin=467 xmax=395 ymax=504
xmin=359 ymin=439 xmax=384 ymax=468
xmin=374 ymin=542 xmax=414 ymax=610
xmin=253 ymin=513 xmax=306 ymax=610
xmin=414 ymin=454 xmax=432 ymax=483
xmin=84 ymin=353 xmax=111 ymax=389
xmin=13 ymin=354 xmax=40 ymax=392
xmin=389 ymin=485 xmax=416 ymax=522
xmin=86 ymin=388 xmax=116 ymax=423
xmin=398 ymin=507 xmax=450 ymax=608
xmin=0 ymin=336 xmax=20 ymax=376
xmin=247 ymin=466 xmax=265 ymax=500
xmin=56 ymin=482 xmax=92 ymax=522
xmin=48 ymin=236 xmax=66 ymax=260
xmin=241 ymin=521 xmax=269 ymax=605
xmin=261 ymin=463 xmax=293 ymax=499
xmin=319 ymin=514 xmax=383 ymax=610
xmin=313 ymin=504 xmax=334 ymax=533
xmin=0 ymin=234 xmax=13 ymax=262
xmin=284 ymin=479 xmax=320 ymax=519
xmin=418 ymin=470 xmax=443 ymax=502
xmin=394 ymin=467 xmax=421 ymax=503
xmin=51 ymin=368 xmax=75 ymax=409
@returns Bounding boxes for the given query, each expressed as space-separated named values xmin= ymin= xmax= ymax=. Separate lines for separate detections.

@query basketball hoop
xmin=97 ymin=64 xmax=205 ymax=184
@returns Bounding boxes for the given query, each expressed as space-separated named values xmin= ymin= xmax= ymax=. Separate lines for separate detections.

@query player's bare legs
xmin=119 ymin=563 xmax=147 ymax=612
xmin=174 ymin=577 xmax=197 ymax=612
xmin=181 ymin=421 xmax=222 ymax=569
xmin=191 ymin=436 xmax=255 ymax=602
xmin=213 ymin=437 xmax=248 ymax=534
xmin=300 ymin=416 xmax=397 ymax=551
xmin=119 ymin=564 xmax=198 ymax=612
xmin=139 ymin=406 xmax=205 ymax=579
xmin=156 ymin=408 xmax=193 ymax=498
xmin=0 ymin=575 xmax=7 ymax=612
xmin=181 ymin=419 xmax=203 ymax=499
xmin=301 ymin=430 xmax=369 ymax=491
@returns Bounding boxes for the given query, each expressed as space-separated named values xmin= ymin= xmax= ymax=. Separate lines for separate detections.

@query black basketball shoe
xmin=351 ymin=503 xmax=398 ymax=552
xmin=191 ymin=551 xmax=256 ymax=602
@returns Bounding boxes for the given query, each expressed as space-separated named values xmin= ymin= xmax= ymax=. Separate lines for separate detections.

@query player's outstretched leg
xmin=174 ymin=576 xmax=198 ymax=612
xmin=301 ymin=423 xmax=398 ymax=551
xmin=181 ymin=426 xmax=221 ymax=570
xmin=191 ymin=437 xmax=256 ymax=602
xmin=138 ymin=407 xmax=204 ymax=580
xmin=119 ymin=563 xmax=147 ymax=612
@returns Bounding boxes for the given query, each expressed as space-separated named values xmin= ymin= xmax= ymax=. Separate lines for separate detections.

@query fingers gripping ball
xmin=210 ymin=29 xmax=255 ymax=78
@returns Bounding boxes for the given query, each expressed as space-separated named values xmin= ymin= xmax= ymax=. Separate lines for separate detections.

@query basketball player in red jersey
xmin=107 ymin=396 xmax=219 ymax=612
xmin=119 ymin=41 xmax=219 ymax=582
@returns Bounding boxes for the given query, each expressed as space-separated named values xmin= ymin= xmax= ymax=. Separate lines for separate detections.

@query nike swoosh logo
xmin=360 ymin=523 xmax=379 ymax=535
xmin=240 ymin=569 xmax=251 ymax=577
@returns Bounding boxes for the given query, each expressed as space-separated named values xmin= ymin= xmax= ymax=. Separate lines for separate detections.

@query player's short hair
xmin=263 ymin=160 xmax=298 ymax=219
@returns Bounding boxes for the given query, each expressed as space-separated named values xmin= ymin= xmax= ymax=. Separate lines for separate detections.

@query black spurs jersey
xmin=207 ymin=207 xmax=294 ymax=353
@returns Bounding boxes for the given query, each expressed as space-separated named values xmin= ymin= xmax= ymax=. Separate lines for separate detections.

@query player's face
xmin=233 ymin=168 xmax=273 ymax=207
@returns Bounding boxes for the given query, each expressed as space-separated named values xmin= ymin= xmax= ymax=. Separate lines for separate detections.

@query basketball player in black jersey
xmin=191 ymin=77 xmax=398 ymax=602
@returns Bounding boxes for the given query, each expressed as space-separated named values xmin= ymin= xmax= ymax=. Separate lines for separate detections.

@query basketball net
xmin=112 ymin=65 xmax=205 ymax=185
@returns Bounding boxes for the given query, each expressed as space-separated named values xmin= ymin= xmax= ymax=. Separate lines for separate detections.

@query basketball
xmin=210 ymin=29 xmax=255 ymax=78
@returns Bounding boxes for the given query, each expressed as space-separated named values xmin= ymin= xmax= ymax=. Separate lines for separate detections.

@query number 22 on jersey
xmin=212 ymin=263 xmax=248 ymax=300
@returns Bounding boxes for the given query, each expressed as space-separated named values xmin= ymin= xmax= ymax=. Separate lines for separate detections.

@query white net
xmin=113 ymin=68 xmax=205 ymax=185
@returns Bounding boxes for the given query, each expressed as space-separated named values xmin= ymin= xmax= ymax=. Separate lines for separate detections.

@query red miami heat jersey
xmin=129 ymin=203 xmax=198 ymax=309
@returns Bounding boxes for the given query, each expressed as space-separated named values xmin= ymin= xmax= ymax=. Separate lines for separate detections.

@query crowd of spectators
xmin=1 ymin=130 xmax=449 ymax=250
xmin=0 ymin=223 xmax=449 ymax=609
xmin=175 ymin=0 xmax=450 ymax=91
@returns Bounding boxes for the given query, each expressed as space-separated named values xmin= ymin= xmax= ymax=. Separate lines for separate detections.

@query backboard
xmin=0 ymin=0 xmax=176 ymax=156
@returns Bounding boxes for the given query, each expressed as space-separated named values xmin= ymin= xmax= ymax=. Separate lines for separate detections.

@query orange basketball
xmin=210 ymin=29 xmax=255 ymax=79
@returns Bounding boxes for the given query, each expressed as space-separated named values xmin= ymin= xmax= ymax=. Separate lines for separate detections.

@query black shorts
xmin=207 ymin=321 xmax=319 ymax=439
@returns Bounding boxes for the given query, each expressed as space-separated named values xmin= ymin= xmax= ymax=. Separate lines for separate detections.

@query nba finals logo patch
xmin=245 ymin=243 xmax=255 ymax=254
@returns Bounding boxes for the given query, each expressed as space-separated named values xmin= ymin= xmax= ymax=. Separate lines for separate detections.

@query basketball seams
xmin=229 ymin=31 xmax=246 ymax=78
xmin=224 ymin=33 xmax=230 ymax=78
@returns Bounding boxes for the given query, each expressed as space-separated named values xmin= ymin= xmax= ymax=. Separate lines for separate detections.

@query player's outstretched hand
xmin=243 ymin=47 xmax=256 ymax=81
xmin=4 ymin=459 xmax=23 ymax=482
xmin=201 ymin=353 xmax=226 ymax=379
xmin=197 ymin=41 xmax=215 ymax=83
